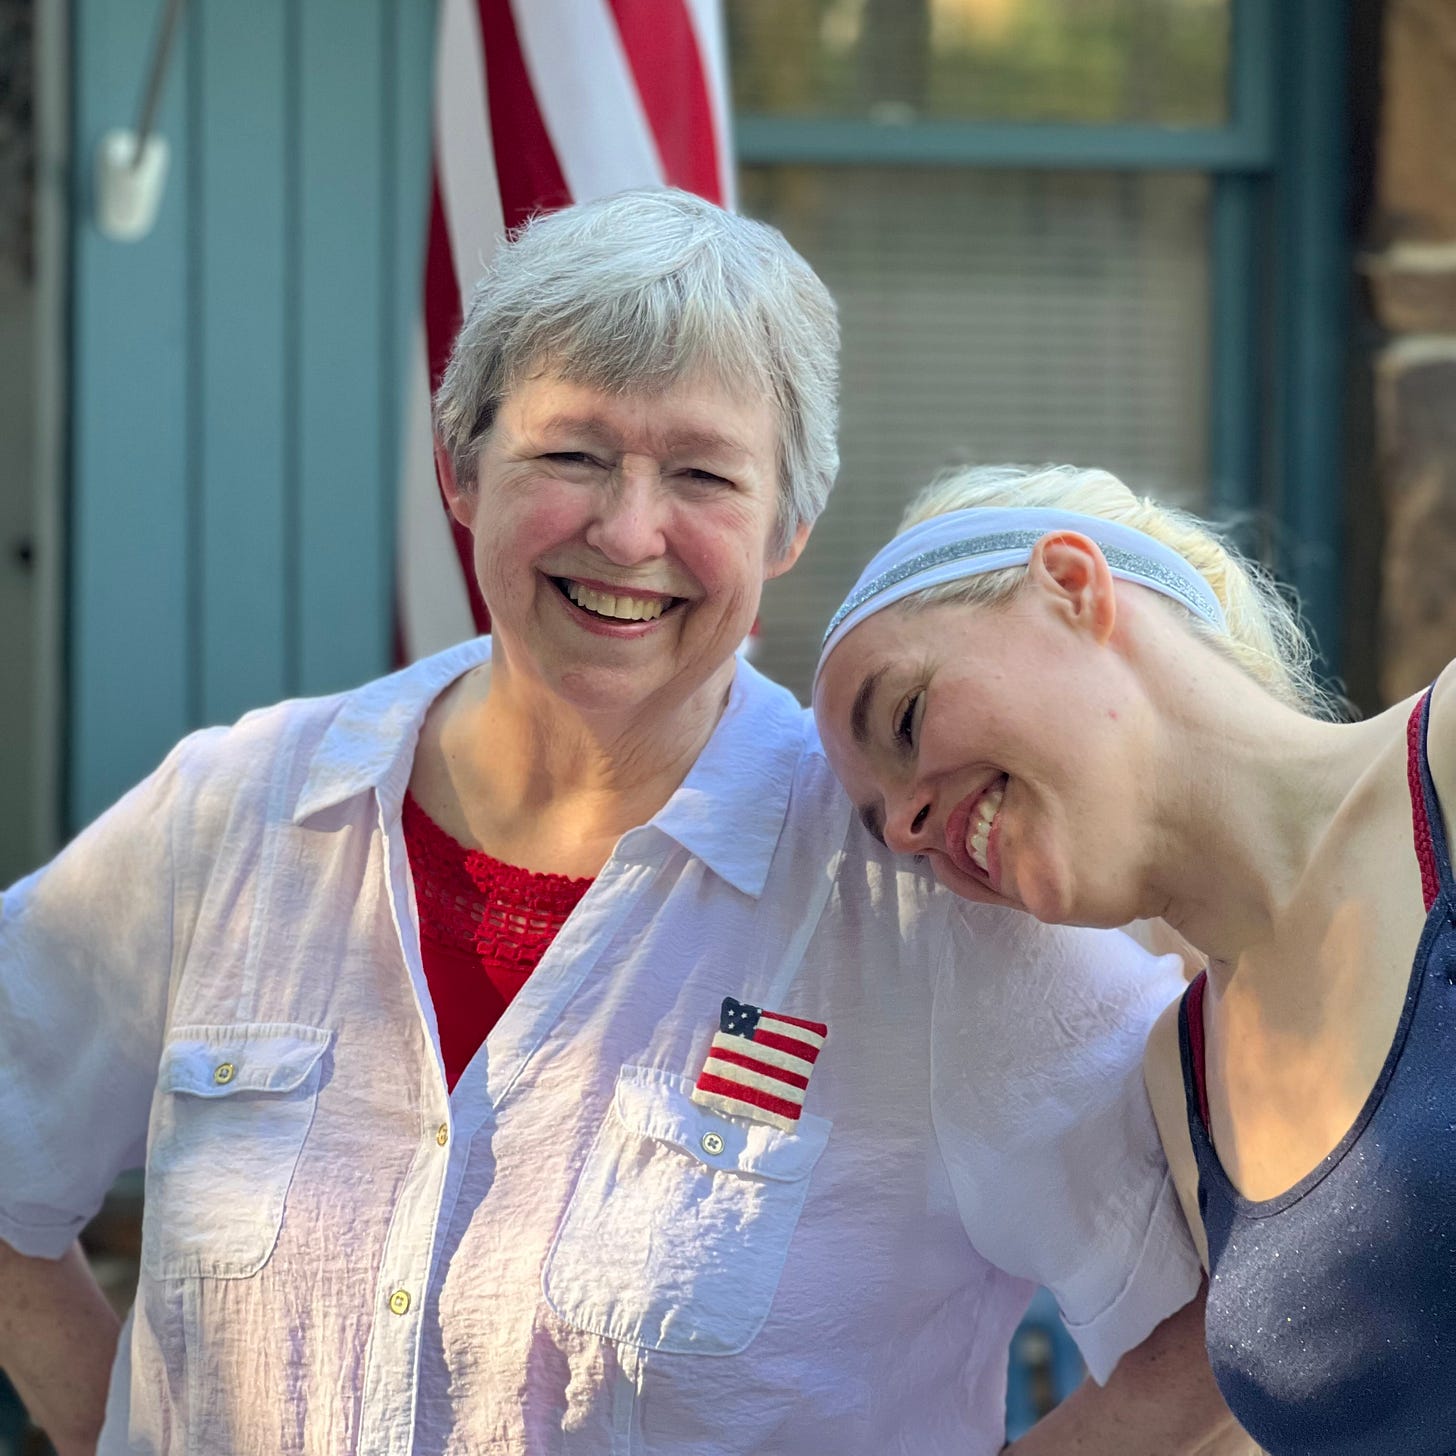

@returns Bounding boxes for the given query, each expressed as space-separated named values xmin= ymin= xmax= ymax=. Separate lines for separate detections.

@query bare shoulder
xmin=1143 ymin=999 xmax=1210 ymax=1272
xmin=1429 ymin=661 xmax=1456 ymax=766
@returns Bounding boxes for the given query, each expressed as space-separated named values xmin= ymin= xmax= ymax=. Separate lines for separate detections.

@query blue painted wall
xmin=69 ymin=0 xmax=436 ymax=828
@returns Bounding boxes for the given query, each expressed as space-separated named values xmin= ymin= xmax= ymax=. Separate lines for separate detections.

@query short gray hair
xmin=433 ymin=187 xmax=840 ymax=554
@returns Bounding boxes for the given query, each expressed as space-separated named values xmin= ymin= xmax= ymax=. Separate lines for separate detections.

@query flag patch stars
xmin=691 ymin=996 xmax=828 ymax=1132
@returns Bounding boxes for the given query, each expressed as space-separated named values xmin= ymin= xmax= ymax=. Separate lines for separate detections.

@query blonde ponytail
xmin=898 ymin=464 xmax=1339 ymax=719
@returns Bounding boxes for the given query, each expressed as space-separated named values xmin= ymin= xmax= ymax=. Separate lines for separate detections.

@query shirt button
xmin=700 ymin=1131 xmax=725 ymax=1156
xmin=213 ymin=1062 xmax=236 ymax=1086
xmin=388 ymin=1289 xmax=411 ymax=1316
xmin=435 ymin=1124 xmax=449 ymax=1147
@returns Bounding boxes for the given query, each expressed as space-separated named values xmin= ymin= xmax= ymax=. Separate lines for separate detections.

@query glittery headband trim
xmin=822 ymin=529 xmax=1222 ymax=644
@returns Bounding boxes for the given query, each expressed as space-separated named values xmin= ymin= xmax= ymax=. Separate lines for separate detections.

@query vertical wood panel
xmin=69 ymin=0 xmax=438 ymax=827
xmin=70 ymin=0 xmax=193 ymax=827
xmin=390 ymin=0 xmax=438 ymax=517
xmin=196 ymin=0 xmax=290 ymax=722
xmin=295 ymin=0 xmax=392 ymax=696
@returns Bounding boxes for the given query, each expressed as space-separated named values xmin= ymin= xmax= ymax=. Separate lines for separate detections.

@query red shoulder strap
xmin=1408 ymin=692 xmax=1440 ymax=914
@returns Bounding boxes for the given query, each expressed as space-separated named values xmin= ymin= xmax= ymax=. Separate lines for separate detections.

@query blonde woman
xmin=814 ymin=464 xmax=1455 ymax=1456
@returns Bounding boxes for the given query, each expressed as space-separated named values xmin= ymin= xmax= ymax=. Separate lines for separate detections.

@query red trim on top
xmin=1187 ymin=971 xmax=1212 ymax=1135
xmin=403 ymin=792 xmax=594 ymax=1090
xmin=1408 ymin=692 xmax=1440 ymax=914
xmin=476 ymin=0 xmax=571 ymax=231
xmin=605 ymin=0 xmax=724 ymax=203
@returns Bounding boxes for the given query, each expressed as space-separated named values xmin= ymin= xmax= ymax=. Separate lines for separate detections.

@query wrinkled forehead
xmin=506 ymin=358 xmax=777 ymax=439
xmin=506 ymin=329 xmax=774 ymax=416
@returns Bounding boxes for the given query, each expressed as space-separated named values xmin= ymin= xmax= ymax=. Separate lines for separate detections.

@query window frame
xmin=733 ymin=0 xmax=1352 ymax=674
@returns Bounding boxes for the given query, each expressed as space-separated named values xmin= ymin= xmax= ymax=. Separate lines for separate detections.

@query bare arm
xmin=1005 ymin=1285 xmax=1255 ymax=1455
xmin=0 ymin=1238 xmax=120 ymax=1456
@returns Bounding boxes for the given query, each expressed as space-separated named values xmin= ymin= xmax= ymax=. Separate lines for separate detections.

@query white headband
xmin=817 ymin=506 xmax=1227 ymax=677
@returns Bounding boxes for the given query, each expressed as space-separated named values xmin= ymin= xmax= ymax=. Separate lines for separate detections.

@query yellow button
xmin=213 ymin=1062 xmax=236 ymax=1086
xmin=435 ymin=1124 xmax=449 ymax=1147
xmin=700 ymin=1131 xmax=725 ymax=1157
xmin=388 ymin=1289 xmax=411 ymax=1316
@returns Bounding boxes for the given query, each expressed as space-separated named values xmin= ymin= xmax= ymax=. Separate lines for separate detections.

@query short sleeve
xmin=930 ymin=904 xmax=1202 ymax=1383
xmin=0 ymin=733 xmax=217 ymax=1258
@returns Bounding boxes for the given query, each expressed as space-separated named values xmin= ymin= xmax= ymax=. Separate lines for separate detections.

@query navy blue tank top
xmin=1178 ymin=689 xmax=1456 ymax=1455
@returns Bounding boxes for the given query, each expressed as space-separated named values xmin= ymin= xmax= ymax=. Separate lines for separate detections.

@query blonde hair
xmin=896 ymin=464 xmax=1338 ymax=718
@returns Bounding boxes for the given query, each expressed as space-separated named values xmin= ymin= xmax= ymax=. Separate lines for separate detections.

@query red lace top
xmin=402 ymin=791 xmax=594 ymax=1090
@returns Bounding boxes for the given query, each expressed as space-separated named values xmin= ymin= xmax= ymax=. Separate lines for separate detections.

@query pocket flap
xmin=159 ymin=1023 xmax=332 ymax=1099
xmin=615 ymin=1065 xmax=830 ymax=1183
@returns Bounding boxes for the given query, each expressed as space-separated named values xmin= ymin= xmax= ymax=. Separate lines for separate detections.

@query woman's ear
xmin=765 ymin=519 xmax=813 ymax=580
xmin=435 ymin=438 xmax=476 ymax=530
xmin=1028 ymin=532 xmax=1118 ymax=644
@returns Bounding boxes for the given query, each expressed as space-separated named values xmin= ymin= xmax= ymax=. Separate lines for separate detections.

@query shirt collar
xmin=645 ymin=659 xmax=807 ymax=899
xmin=291 ymin=638 xmax=492 ymax=825
xmin=292 ymin=642 xmax=805 ymax=900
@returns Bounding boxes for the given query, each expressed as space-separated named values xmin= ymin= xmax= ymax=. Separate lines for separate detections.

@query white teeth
xmin=966 ymin=782 xmax=1005 ymax=874
xmin=564 ymin=581 xmax=667 ymax=621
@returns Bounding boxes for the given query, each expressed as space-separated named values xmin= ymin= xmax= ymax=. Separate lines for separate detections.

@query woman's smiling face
xmin=813 ymin=570 xmax=1157 ymax=928
xmin=445 ymin=369 xmax=808 ymax=723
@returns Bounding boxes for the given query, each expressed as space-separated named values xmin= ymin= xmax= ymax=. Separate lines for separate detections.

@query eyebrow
xmin=534 ymin=416 xmax=750 ymax=464
xmin=850 ymin=667 xmax=887 ymax=748
xmin=532 ymin=415 xmax=618 ymax=450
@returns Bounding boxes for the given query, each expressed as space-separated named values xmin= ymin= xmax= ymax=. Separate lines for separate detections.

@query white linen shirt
xmin=0 ymin=640 xmax=1200 ymax=1456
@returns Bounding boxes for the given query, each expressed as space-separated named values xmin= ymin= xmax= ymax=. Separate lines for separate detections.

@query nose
xmin=584 ymin=464 xmax=667 ymax=566
xmin=883 ymin=792 xmax=934 ymax=856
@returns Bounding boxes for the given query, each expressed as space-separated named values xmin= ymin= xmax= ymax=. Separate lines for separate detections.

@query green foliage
xmin=727 ymin=0 xmax=1229 ymax=127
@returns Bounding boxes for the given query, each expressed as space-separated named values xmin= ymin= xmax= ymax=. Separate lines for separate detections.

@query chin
xmin=1024 ymin=882 xmax=1141 ymax=932
xmin=1003 ymin=871 xmax=1081 ymax=928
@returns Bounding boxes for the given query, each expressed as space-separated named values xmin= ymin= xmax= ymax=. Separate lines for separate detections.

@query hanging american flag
xmin=396 ymin=0 xmax=736 ymax=662
xmin=692 ymin=996 xmax=828 ymax=1131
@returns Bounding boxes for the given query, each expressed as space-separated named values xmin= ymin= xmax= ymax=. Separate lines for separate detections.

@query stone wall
xmin=1367 ymin=0 xmax=1456 ymax=701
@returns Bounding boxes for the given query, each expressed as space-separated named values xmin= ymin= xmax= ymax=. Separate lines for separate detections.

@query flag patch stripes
xmin=691 ymin=996 xmax=828 ymax=1131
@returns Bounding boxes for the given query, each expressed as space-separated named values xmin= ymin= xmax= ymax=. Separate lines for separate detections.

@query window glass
xmin=746 ymin=166 xmax=1211 ymax=699
xmin=729 ymin=0 xmax=1230 ymax=127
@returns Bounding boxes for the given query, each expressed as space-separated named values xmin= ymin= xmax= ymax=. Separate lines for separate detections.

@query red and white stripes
xmin=396 ymin=0 xmax=734 ymax=663
xmin=693 ymin=1009 xmax=828 ymax=1132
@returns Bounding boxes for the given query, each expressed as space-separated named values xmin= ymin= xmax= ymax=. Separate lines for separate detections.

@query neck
xmin=428 ymin=649 xmax=736 ymax=870
xmin=1141 ymin=679 xmax=1364 ymax=970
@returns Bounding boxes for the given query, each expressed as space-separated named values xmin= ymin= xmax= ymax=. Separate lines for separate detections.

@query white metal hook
xmin=94 ymin=0 xmax=187 ymax=242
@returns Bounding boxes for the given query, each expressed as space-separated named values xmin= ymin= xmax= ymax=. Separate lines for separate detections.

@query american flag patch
xmin=690 ymin=996 xmax=828 ymax=1132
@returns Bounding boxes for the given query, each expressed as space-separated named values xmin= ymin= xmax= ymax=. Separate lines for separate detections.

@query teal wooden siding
xmin=69 ymin=0 xmax=435 ymax=828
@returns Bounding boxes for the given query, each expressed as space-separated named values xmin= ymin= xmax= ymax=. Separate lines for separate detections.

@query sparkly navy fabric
xmin=1178 ymin=690 xmax=1456 ymax=1455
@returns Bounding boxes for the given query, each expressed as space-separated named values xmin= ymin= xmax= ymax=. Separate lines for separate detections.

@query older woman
xmin=814 ymin=461 xmax=1455 ymax=1455
xmin=0 ymin=193 xmax=1238 ymax=1455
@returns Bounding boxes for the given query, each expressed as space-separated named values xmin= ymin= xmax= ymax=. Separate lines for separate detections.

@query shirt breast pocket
xmin=543 ymin=1064 xmax=831 ymax=1356
xmin=141 ymin=1023 xmax=331 ymax=1280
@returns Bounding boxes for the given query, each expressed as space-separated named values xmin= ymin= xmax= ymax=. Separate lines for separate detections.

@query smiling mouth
xmin=965 ymin=778 xmax=1005 ymax=874
xmin=945 ymin=775 xmax=1007 ymax=879
xmin=553 ymin=577 xmax=684 ymax=623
